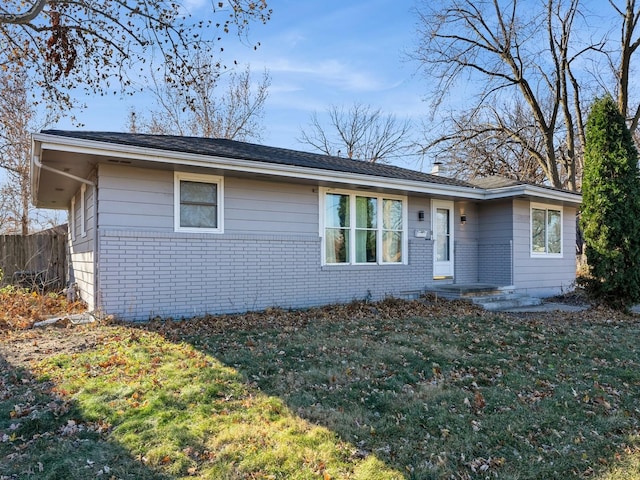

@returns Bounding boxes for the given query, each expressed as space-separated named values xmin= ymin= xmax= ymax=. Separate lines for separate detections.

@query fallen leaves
xmin=2 ymin=294 xmax=640 ymax=479
xmin=468 ymin=455 xmax=506 ymax=474
xmin=0 ymin=289 xmax=86 ymax=332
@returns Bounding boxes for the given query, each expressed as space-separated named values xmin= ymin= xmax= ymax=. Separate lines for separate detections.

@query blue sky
xmin=54 ymin=0 xmax=426 ymax=169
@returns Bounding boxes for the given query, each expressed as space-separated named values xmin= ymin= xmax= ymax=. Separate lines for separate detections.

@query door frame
xmin=432 ymin=200 xmax=454 ymax=279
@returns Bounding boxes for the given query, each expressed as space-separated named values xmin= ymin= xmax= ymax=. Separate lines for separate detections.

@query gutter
xmin=31 ymin=137 xmax=96 ymax=205
xmin=482 ymin=184 xmax=581 ymax=204
xmin=32 ymin=154 xmax=95 ymax=186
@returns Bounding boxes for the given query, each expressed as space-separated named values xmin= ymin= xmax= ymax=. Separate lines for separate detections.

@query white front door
xmin=432 ymin=200 xmax=454 ymax=278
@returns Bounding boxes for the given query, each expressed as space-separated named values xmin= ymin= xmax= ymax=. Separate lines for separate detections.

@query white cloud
xmin=267 ymin=57 xmax=389 ymax=93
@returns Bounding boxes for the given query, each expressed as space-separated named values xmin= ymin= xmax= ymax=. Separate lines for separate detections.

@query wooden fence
xmin=0 ymin=225 xmax=68 ymax=291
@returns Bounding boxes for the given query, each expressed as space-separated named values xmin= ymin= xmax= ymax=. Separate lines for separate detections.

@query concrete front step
xmin=430 ymin=284 xmax=510 ymax=300
xmin=428 ymin=284 xmax=542 ymax=311
xmin=471 ymin=294 xmax=542 ymax=311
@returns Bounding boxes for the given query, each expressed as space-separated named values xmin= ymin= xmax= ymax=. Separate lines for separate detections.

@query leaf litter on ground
xmin=0 ymin=291 xmax=640 ymax=479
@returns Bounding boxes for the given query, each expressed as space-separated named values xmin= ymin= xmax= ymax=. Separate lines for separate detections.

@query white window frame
xmin=80 ymin=184 xmax=87 ymax=238
xmin=70 ymin=196 xmax=76 ymax=242
xmin=319 ymin=187 xmax=408 ymax=266
xmin=530 ymin=203 xmax=563 ymax=258
xmin=174 ymin=172 xmax=224 ymax=234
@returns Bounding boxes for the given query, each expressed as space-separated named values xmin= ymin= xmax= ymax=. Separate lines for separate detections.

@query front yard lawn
xmin=1 ymin=297 xmax=639 ymax=479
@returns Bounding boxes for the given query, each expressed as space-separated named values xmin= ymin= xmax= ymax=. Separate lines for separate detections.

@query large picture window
xmin=174 ymin=172 xmax=224 ymax=233
xmin=531 ymin=204 xmax=562 ymax=256
xmin=322 ymin=189 xmax=407 ymax=265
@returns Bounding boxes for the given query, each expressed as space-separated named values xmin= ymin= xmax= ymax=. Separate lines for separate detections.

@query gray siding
xmin=477 ymin=200 xmax=513 ymax=285
xmin=225 ymin=179 xmax=318 ymax=235
xmin=69 ymin=182 xmax=96 ymax=311
xmin=512 ymin=199 xmax=577 ymax=296
xmin=98 ymin=164 xmax=320 ymax=235
xmin=453 ymin=201 xmax=479 ymax=284
xmin=98 ymin=164 xmax=173 ymax=231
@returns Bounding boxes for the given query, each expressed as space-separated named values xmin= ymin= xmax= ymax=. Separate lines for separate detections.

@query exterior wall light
xmin=460 ymin=214 xmax=467 ymax=224
xmin=418 ymin=210 xmax=425 ymax=221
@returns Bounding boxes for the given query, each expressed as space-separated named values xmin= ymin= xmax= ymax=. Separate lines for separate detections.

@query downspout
xmin=32 ymin=154 xmax=95 ymax=187
xmin=32 ymin=153 xmax=98 ymax=313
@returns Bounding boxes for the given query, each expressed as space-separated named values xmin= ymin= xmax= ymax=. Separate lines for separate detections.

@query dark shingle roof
xmin=468 ymin=176 xmax=524 ymax=189
xmin=40 ymin=130 xmax=477 ymax=188
xmin=468 ymin=175 xmax=579 ymax=196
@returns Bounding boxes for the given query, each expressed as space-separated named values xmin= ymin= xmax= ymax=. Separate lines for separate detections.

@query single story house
xmin=31 ymin=130 xmax=581 ymax=320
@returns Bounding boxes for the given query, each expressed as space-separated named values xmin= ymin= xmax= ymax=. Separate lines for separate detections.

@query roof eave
xmin=33 ymin=133 xmax=488 ymax=200
xmin=32 ymin=133 xmax=582 ymax=205
xmin=483 ymin=184 xmax=581 ymax=205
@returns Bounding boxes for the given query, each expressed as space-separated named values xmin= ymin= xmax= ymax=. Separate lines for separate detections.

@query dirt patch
xmin=0 ymin=324 xmax=104 ymax=368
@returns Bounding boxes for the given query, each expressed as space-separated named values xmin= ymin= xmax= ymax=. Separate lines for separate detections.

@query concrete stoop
xmin=428 ymin=284 xmax=542 ymax=312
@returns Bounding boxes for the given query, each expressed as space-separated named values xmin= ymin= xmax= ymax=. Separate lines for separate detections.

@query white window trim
xmin=80 ymin=184 xmax=87 ymax=238
xmin=530 ymin=202 xmax=563 ymax=258
xmin=70 ymin=196 xmax=76 ymax=242
xmin=174 ymin=172 xmax=224 ymax=234
xmin=319 ymin=187 xmax=408 ymax=266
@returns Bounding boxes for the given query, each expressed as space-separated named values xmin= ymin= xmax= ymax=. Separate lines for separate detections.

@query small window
xmin=531 ymin=204 xmax=562 ymax=256
xmin=174 ymin=172 xmax=223 ymax=233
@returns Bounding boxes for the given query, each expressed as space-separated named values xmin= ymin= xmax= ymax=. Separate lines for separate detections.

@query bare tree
xmin=129 ymin=62 xmax=270 ymax=141
xmin=0 ymin=71 xmax=37 ymax=235
xmin=613 ymin=0 xmax=640 ymax=132
xmin=0 ymin=0 xmax=271 ymax=111
xmin=412 ymin=0 xmax=640 ymax=190
xmin=0 ymin=70 xmax=61 ymax=234
xmin=299 ymin=103 xmax=414 ymax=163
xmin=435 ymin=99 xmax=547 ymax=183
xmin=0 ymin=187 xmax=13 ymax=233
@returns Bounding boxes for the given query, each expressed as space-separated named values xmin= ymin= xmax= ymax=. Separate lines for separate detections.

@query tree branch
xmin=0 ymin=0 xmax=47 ymax=25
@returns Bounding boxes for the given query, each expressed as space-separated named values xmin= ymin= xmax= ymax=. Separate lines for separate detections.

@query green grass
xmin=2 ymin=298 xmax=640 ymax=479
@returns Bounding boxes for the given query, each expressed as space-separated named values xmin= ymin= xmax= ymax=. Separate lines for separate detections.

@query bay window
xmin=323 ymin=189 xmax=407 ymax=265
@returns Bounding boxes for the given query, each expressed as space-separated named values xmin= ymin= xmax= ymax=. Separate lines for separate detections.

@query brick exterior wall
xmin=98 ymin=230 xmax=433 ymax=320
xmin=478 ymin=242 xmax=513 ymax=285
xmin=454 ymin=240 xmax=479 ymax=284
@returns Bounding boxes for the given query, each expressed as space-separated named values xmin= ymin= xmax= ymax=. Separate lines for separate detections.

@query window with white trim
xmin=322 ymin=189 xmax=407 ymax=265
xmin=531 ymin=204 xmax=562 ymax=256
xmin=174 ymin=172 xmax=224 ymax=233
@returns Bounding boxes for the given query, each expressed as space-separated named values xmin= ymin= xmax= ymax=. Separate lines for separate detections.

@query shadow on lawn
xmin=0 ymin=353 xmax=171 ymax=480
xmin=138 ymin=301 xmax=640 ymax=479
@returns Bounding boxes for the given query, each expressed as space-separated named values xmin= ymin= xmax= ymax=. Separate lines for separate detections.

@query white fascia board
xmin=483 ymin=184 xmax=582 ymax=205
